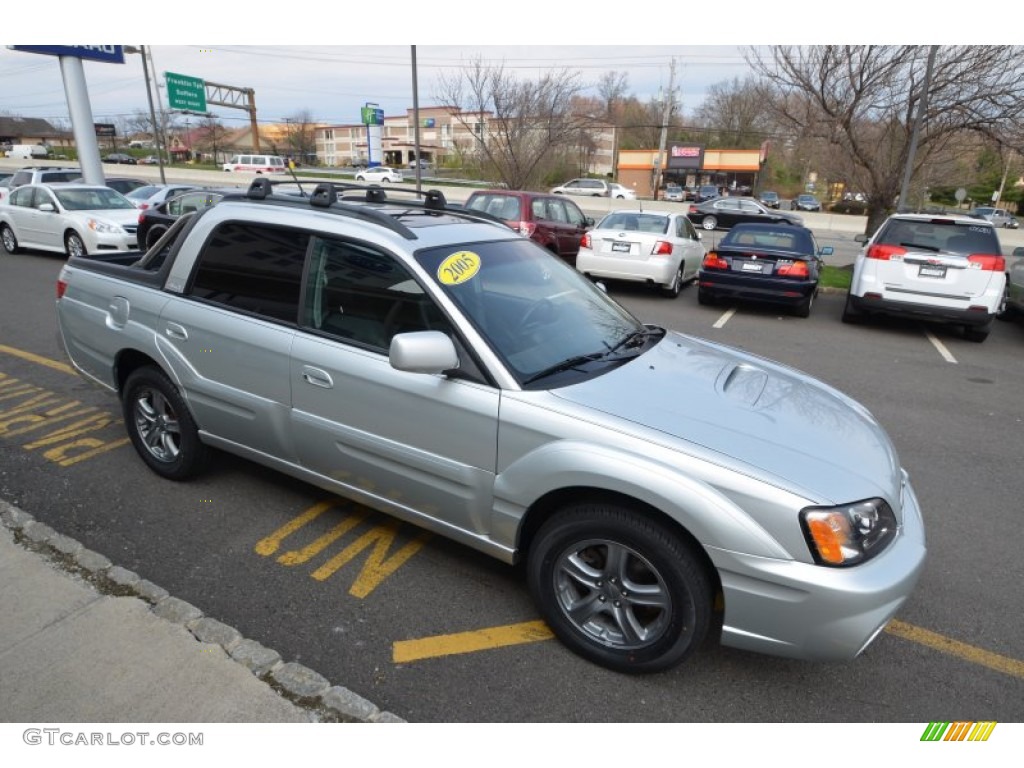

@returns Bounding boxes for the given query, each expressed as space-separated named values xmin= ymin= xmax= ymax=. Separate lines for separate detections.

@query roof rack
xmin=223 ymin=178 xmax=508 ymax=238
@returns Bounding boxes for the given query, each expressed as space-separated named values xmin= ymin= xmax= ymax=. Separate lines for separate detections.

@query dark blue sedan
xmin=697 ymin=223 xmax=833 ymax=317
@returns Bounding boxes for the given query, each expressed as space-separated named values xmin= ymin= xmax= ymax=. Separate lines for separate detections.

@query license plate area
xmin=740 ymin=261 xmax=765 ymax=273
xmin=611 ymin=241 xmax=632 ymax=253
xmin=918 ymin=264 xmax=947 ymax=278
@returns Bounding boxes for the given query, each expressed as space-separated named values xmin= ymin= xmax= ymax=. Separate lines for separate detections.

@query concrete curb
xmin=0 ymin=499 xmax=404 ymax=724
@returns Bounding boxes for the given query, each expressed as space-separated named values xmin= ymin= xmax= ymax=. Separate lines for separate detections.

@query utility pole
xmin=652 ymin=58 xmax=677 ymax=201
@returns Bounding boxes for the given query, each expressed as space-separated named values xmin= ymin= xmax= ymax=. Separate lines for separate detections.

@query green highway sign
xmin=165 ymin=72 xmax=207 ymax=112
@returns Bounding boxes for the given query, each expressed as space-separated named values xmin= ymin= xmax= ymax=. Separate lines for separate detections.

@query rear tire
xmin=841 ymin=293 xmax=863 ymax=324
xmin=697 ymin=286 xmax=714 ymax=306
xmin=793 ymin=289 xmax=815 ymax=318
xmin=661 ymin=265 xmax=683 ymax=298
xmin=122 ymin=367 xmax=207 ymax=480
xmin=963 ymin=322 xmax=992 ymax=343
xmin=1 ymin=224 xmax=19 ymax=254
xmin=527 ymin=502 xmax=712 ymax=674
xmin=701 ymin=216 xmax=717 ymax=231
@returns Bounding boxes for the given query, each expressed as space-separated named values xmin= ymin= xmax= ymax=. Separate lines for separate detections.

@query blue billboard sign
xmin=9 ymin=45 xmax=125 ymax=64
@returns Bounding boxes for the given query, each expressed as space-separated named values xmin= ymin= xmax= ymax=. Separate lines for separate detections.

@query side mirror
xmin=39 ymin=203 xmax=56 ymax=213
xmin=389 ymin=331 xmax=458 ymax=375
xmin=820 ymin=246 xmax=834 ymax=256
xmin=584 ymin=217 xmax=595 ymax=228
xmin=854 ymin=233 xmax=868 ymax=243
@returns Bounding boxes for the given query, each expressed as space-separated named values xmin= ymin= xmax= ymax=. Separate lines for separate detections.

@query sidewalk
xmin=0 ymin=500 xmax=402 ymax=723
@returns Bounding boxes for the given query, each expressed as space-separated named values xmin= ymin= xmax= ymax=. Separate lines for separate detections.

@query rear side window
xmin=189 ymin=221 xmax=309 ymax=322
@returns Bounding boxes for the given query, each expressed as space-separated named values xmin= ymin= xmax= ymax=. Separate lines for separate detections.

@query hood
xmin=552 ymin=331 xmax=902 ymax=505
xmin=71 ymin=208 xmax=140 ymax=227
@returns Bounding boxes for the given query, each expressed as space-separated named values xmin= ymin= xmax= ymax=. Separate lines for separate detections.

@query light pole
xmin=124 ymin=45 xmax=165 ymax=183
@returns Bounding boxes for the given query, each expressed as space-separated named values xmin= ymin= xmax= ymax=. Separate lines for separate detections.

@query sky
xmin=1 ymin=5 xmax=994 ymax=133
xmin=0 ymin=45 xmax=754 ymax=130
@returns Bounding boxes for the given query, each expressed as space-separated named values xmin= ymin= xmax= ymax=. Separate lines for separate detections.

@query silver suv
xmin=844 ymin=213 xmax=1006 ymax=342
xmin=9 ymin=166 xmax=82 ymax=188
xmin=57 ymin=179 xmax=926 ymax=673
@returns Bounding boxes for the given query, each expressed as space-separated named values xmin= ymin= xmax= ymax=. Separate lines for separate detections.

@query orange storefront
xmin=616 ymin=148 xmax=764 ymax=199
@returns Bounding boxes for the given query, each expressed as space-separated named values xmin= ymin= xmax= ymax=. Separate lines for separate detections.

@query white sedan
xmin=0 ymin=183 xmax=140 ymax=258
xmin=609 ymin=183 xmax=637 ymax=200
xmin=575 ymin=209 xmax=705 ymax=297
xmin=124 ymin=183 xmax=199 ymax=210
xmin=355 ymin=166 xmax=403 ymax=183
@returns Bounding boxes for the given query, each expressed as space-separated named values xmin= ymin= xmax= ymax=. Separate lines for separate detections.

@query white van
xmin=6 ymin=144 xmax=50 ymax=160
xmin=222 ymin=154 xmax=286 ymax=173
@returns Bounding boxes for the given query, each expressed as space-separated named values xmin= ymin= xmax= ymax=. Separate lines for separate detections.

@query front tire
xmin=1 ymin=224 xmax=20 ymax=254
xmin=65 ymin=231 xmax=87 ymax=259
xmin=122 ymin=367 xmax=207 ymax=480
xmin=527 ymin=503 xmax=712 ymax=673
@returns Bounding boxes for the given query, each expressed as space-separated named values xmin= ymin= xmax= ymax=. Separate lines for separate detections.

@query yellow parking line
xmin=393 ymin=620 xmax=554 ymax=664
xmin=0 ymin=343 xmax=76 ymax=376
xmin=885 ymin=620 xmax=1024 ymax=679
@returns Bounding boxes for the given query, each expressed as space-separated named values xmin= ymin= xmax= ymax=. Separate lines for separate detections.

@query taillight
xmin=776 ymin=260 xmax=810 ymax=278
xmin=866 ymin=244 xmax=906 ymax=260
xmin=580 ymin=232 xmax=591 ymax=249
xmin=56 ymin=278 xmax=67 ymax=299
xmin=518 ymin=221 xmax=537 ymax=237
xmin=652 ymin=240 xmax=673 ymax=256
xmin=967 ymin=254 xmax=1005 ymax=271
xmin=138 ymin=212 xmax=145 ymax=224
xmin=702 ymin=252 xmax=729 ymax=270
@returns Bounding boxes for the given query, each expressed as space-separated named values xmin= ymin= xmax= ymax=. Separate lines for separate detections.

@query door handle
xmin=301 ymin=366 xmax=334 ymax=389
xmin=164 ymin=322 xmax=188 ymax=340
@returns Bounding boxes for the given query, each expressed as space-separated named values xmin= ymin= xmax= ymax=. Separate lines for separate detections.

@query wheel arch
xmin=516 ymin=485 xmax=721 ymax=595
xmin=114 ymin=348 xmax=169 ymax=395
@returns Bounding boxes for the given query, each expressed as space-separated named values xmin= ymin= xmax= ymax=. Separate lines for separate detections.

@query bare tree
xmin=693 ymin=76 xmax=774 ymax=148
xmin=280 ymin=109 xmax=319 ymax=165
xmin=747 ymin=45 xmax=1024 ymax=232
xmin=597 ymin=71 xmax=630 ymax=120
xmin=194 ymin=116 xmax=232 ymax=164
xmin=434 ymin=57 xmax=586 ymax=189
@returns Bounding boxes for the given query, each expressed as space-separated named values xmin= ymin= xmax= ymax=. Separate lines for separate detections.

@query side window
xmin=11 ymin=187 xmax=34 ymax=207
xmin=189 ymin=221 xmax=308 ymax=323
xmin=531 ymin=199 xmax=547 ymax=219
xmin=564 ymin=202 xmax=584 ymax=227
xmin=301 ymin=236 xmax=450 ymax=351
xmin=545 ymin=199 xmax=568 ymax=223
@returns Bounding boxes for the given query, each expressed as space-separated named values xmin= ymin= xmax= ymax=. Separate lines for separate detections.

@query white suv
xmin=843 ymin=213 xmax=1006 ymax=342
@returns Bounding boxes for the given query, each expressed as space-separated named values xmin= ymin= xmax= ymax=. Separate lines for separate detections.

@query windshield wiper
xmin=521 ymin=353 xmax=607 ymax=385
xmin=605 ymin=326 xmax=664 ymax=356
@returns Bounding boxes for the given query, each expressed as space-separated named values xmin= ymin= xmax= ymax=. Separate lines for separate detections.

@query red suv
xmin=464 ymin=190 xmax=594 ymax=263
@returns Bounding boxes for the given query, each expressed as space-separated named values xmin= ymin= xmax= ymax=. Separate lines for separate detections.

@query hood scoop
xmin=717 ymin=364 xmax=768 ymax=407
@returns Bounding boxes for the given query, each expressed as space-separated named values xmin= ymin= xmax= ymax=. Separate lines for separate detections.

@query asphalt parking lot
xmin=1 ymin=174 xmax=1022 ymax=723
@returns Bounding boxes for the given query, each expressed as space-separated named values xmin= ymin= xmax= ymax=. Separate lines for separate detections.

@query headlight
xmin=87 ymin=218 xmax=123 ymax=234
xmin=800 ymin=498 xmax=898 ymax=567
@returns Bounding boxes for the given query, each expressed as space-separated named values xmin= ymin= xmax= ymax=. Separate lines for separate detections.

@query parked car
xmin=970 ymin=206 xmax=1016 ymax=228
xmin=793 ymin=194 xmax=822 ymax=212
xmin=463 ymin=189 xmax=593 ymax=264
xmin=0 ymin=183 xmax=139 ymax=258
xmin=125 ymin=183 xmax=199 ymax=211
xmin=609 ymin=183 xmax=636 ymax=200
xmin=103 ymin=153 xmax=137 ymax=165
xmin=842 ymin=212 xmax=1006 ymax=342
xmin=56 ymin=177 xmax=926 ymax=673
xmin=664 ymin=183 xmax=685 ymax=202
xmin=694 ymin=184 xmax=720 ymax=203
xmin=8 ymin=166 xmax=83 ymax=189
xmin=550 ymin=178 xmax=614 ymax=197
xmin=355 ymin=166 xmax=403 ymax=183
xmin=138 ymin=155 xmax=162 ymax=166
xmin=136 ymin=187 xmax=238 ymax=250
xmin=407 ymin=159 xmax=430 ymax=170
xmin=575 ymin=209 xmax=704 ymax=298
xmin=687 ymin=196 xmax=803 ymax=231
xmin=999 ymin=246 xmax=1024 ymax=322
xmin=758 ymin=191 xmax=780 ymax=209
xmin=697 ymin=222 xmax=833 ymax=317
xmin=101 ymin=177 xmax=149 ymax=195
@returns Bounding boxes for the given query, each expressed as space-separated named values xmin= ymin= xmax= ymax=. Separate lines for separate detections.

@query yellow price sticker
xmin=438 ymin=251 xmax=481 ymax=286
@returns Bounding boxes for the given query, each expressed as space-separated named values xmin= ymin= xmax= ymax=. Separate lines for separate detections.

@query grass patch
xmin=820 ymin=264 xmax=852 ymax=290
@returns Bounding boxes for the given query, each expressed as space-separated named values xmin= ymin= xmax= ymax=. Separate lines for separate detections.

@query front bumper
xmin=711 ymin=478 xmax=927 ymax=661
